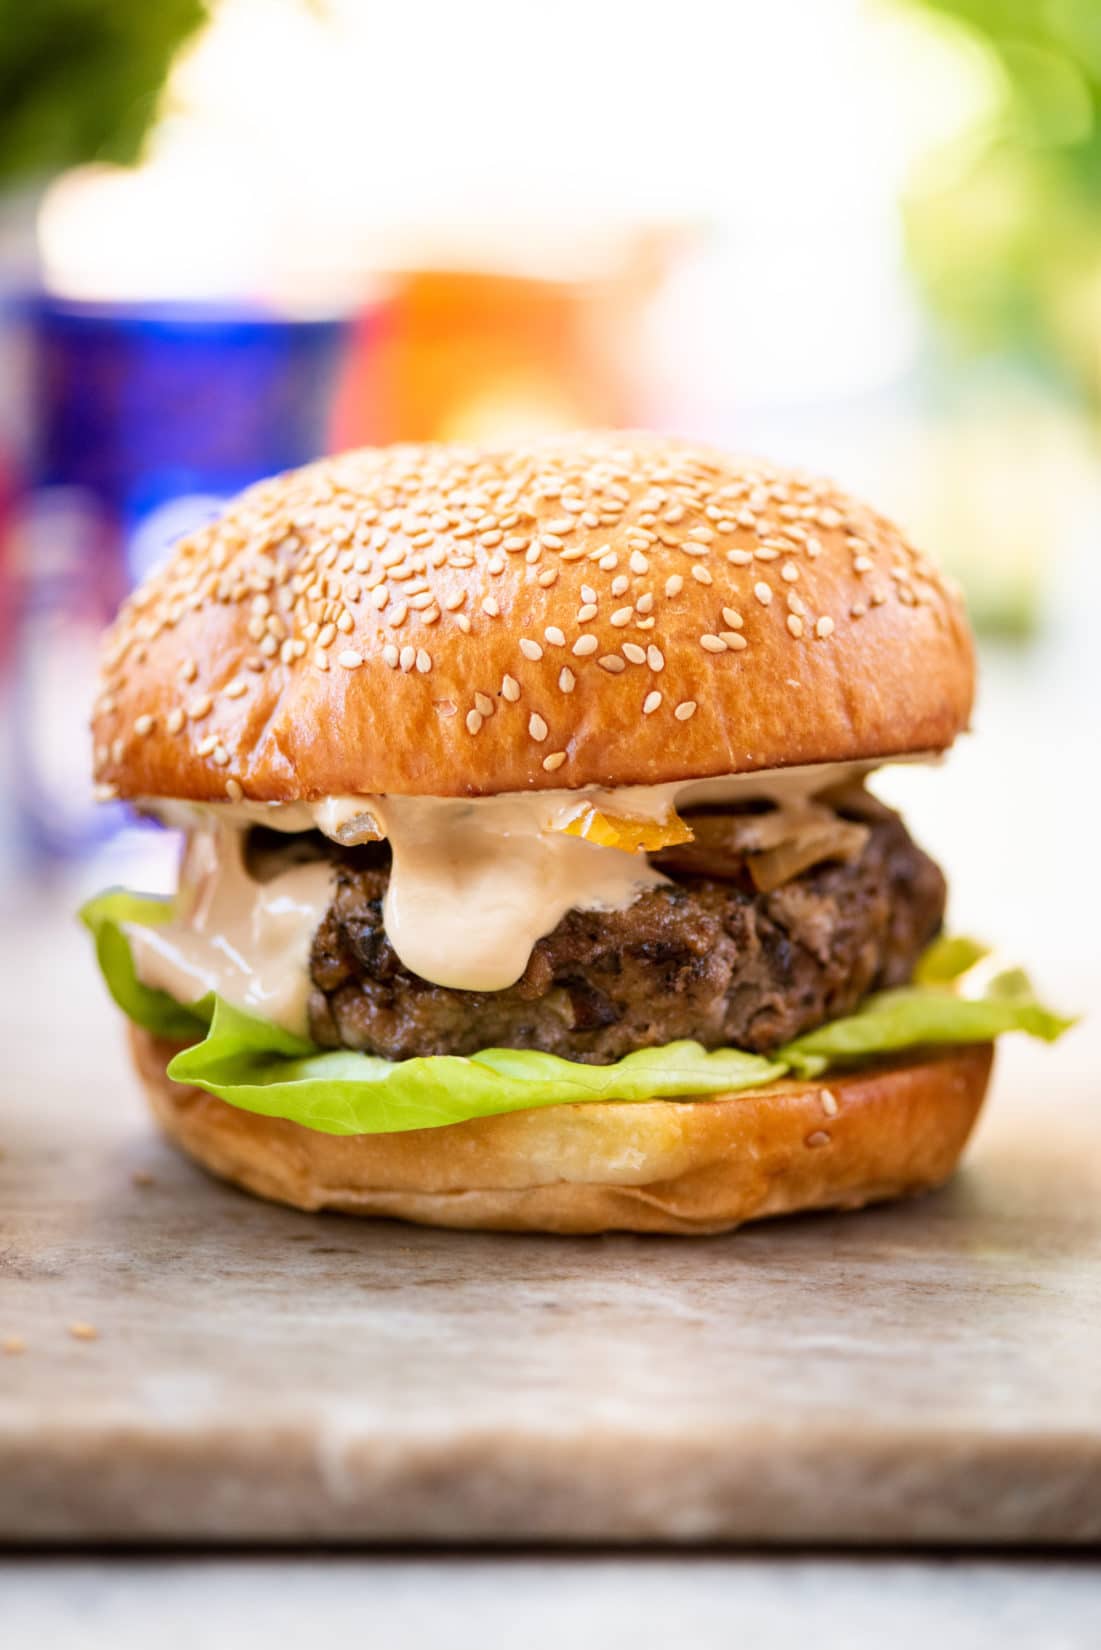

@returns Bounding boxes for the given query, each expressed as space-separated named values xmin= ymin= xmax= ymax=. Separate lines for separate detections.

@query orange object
xmin=332 ymin=267 xmax=653 ymax=448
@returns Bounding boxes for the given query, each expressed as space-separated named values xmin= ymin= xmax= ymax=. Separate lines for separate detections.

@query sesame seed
xmin=821 ymin=1089 xmax=839 ymax=1117
xmin=781 ymin=562 xmax=799 ymax=582
xmin=572 ymin=634 xmax=598 ymax=656
xmin=721 ymin=631 xmax=748 ymax=650
xmin=279 ymin=638 xmax=295 ymax=664
xmin=187 ymin=695 xmax=213 ymax=720
xmin=398 ymin=645 xmax=415 ymax=672
xmin=787 ymin=614 xmax=804 ymax=638
xmin=537 ymin=568 xmax=558 ymax=587
xmin=338 ymin=649 xmax=363 ymax=668
xmin=722 ymin=607 xmax=743 ymax=629
xmin=727 ymin=549 xmax=753 ymax=566
xmin=599 ymin=552 xmax=617 ymax=571
xmin=674 ymin=700 xmax=697 ymax=721
xmin=466 ymin=709 xmax=483 ymax=735
xmin=851 ymin=601 xmax=867 ymax=618
xmin=853 ymin=555 xmax=872 ymax=573
xmin=501 ymin=674 xmax=521 ymax=701
xmin=629 ymin=550 xmax=648 ymax=574
xmin=805 ymin=1130 xmax=831 ymax=1149
xmin=475 ymin=691 xmax=494 ymax=716
xmin=259 ymin=633 xmax=278 ymax=657
xmin=226 ymin=778 xmax=244 ymax=802
xmin=134 ymin=714 xmax=155 ymax=736
xmin=383 ymin=643 xmax=399 ymax=667
xmin=754 ymin=582 xmax=773 ymax=606
xmin=166 ymin=708 xmax=185 ymax=734
xmin=179 ymin=657 xmax=199 ymax=683
xmin=559 ymin=667 xmax=576 ymax=692
xmin=870 ymin=589 xmax=887 ymax=606
xmin=581 ymin=585 xmax=597 ymax=604
xmin=544 ymin=625 xmax=566 ymax=647
xmin=529 ymin=712 xmax=548 ymax=742
xmin=598 ymin=654 xmax=625 ymax=673
xmin=665 ymin=574 xmax=684 ymax=597
xmin=196 ymin=734 xmax=217 ymax=756
xmin=691 ymin=565 xmax=713 ymax=586
xmin=519 ymin=638 xmax=543 ymax=661
xmin=337 ymin=610 xmax=355 ymax=631
xmin=314 ymin=649 xmax=330 ymax=670
xmin=482 ymin=596 xmax=500 ymax=617
xmin=542 ymin=751 xmax=567 ymax=772
xmin=224 ymin=678 xmax=248 ymax=698
xmin=622 ymin=642 xmax=646 ymax=664
xmin=700 ymin=634 xmax=727 ymax=653
xmin=816 ymin=615 xmax=835 ymax=639
xmin=611 ymin=575 xmax=630 ymax=596
xmin=642 ymin=691 xmax=662 ymax=715
xmin=212 ymin=743 xmax=230 ymax=766
xmin=647 ymin=645 xmax=664 ymax=671
xmin=577 ymin=604 xmax=598 ymax=623
xmin=610 ymin=606 xmax=633 ymax=627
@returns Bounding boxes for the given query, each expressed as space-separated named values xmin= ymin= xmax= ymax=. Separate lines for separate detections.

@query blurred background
xmin=0 ymin=0 xmax=1098 ymax=1030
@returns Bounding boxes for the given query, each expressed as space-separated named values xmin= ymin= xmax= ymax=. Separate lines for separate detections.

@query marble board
xmin=1 ymin=910 xmax=1099 ymax=1544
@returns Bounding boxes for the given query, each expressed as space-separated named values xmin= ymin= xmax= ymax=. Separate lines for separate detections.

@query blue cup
xmin=13 ymin=297 xmax=349 ymax=860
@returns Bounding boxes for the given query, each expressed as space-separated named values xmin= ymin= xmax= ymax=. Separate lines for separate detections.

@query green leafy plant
xmin=900 ymin=0 xmax=1101 ymax=401
xmin=0 ymin=0 xmax=208 ymax=185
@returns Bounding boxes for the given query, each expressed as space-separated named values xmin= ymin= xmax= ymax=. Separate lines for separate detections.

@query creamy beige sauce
xmin=368 ymin=793 xmax=669 ymax=991
xmin=127 ymin=827 xmax=332 ymax=1035
xmin=137 ymin=757 xmax=936 ymax=1017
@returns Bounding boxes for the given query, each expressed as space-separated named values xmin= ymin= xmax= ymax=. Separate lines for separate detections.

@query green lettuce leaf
xmin=80 ymin=889 xmax=209 ymax=1042
xmin=81 ymin=888 xmax=1074 ymax=1136
xmin=781 ymin=967 xmax=1075 ymax=1079
xmin=167 ymin=996 xmax=785 ymax=1135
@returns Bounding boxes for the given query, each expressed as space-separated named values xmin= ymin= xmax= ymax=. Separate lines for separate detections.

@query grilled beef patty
xmin=300 ymin=792 xmax=945 ymax=1064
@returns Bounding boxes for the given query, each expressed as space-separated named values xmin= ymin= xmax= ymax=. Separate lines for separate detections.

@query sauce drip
xmin=127 ymin=827 xmax=332 ymax=1035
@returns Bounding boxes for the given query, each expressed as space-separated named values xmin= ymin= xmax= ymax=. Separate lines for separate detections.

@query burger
xmin=84 ymin=433 xmax=1067 ymax=1233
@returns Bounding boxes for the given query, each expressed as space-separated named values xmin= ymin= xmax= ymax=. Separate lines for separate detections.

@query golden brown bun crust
xmin=132 ymin=1027 xmax=993 ymax=1235
xmin=93 ymin=434 xmax=974 ymax=802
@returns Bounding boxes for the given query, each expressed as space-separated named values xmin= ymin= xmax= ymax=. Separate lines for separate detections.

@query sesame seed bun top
xmin=91 ymin=432 xmax=975 ymax=803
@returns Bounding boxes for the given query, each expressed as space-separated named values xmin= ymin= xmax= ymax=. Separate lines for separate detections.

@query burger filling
xmin=86 ymin=762 xmax=1070 ymax=1132
xmin=259 ymin=784 xmax=945 ymax=1064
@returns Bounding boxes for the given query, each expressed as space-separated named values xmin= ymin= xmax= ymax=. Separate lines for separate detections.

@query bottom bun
xmin=131 ymin=1027 xmax=993 ymax=1235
